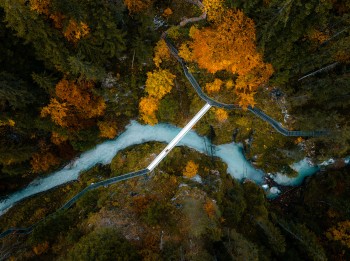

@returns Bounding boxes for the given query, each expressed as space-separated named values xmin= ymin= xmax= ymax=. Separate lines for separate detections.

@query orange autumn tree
xmin=63 ymin=19 xmax=90 ymax=43
xmin=139 ymin=96 xmax=159 ymax=125
xmin=162 ymin=7 xmax=173 ymax=17
xmin=215 ymin=108 xmax=228 ymax=122
xmin=183 ymin=160 xmax=199 ymax=178
xmin=41 ymin=98 xmax=69 ymax=127
xmin=55 ymin=79 xmax=105 ymax=118
xmin=189 ymin=8 xmax=273 ymax=108
xmin=28 ymin=1 xmax=89 ymax=43
xmin=41 ymin=78 xmax=106 ymax=127
xmin=204 ymin=200 xmax=216 ymax=219
xmin=205 ymin=78 xmax=223 ymax=93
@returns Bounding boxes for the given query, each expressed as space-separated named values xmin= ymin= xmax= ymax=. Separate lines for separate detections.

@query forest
xmin=0 ymin=0 xmax=349 ymax=260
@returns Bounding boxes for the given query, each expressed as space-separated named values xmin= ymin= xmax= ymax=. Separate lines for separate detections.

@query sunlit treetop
xmin=178 ymin=42 xmax=193 ymax=62
xmin=145 ymin=69 xmax=176 ymax=99
xmin=202 ymin=0 xmax=225 ymax=22
xmin=41 ymin=79 xmax=106 ymax=127
xmin=214 ymin=108 xmax=228 ymax=123
xmin=162 ymin=7 xmax=173 ymax=17
xmin=139 ymin=96 xmax=159 ymax=125
xmin=153 ymin=39 xmax=171 ymax=68
xmin=188 ymin=8 xmax=273 ymax=108
xmin=183 ymin=160 xmax=199 ymax=178
xmin=205 ymin=78 xmax=223 ymax=93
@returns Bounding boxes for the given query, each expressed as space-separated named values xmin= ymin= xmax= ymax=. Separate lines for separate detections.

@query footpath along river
xmin=0 ymin=121 xmax=322 ymax=216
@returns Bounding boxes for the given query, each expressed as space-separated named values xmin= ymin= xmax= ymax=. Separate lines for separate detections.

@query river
xmin=0 ymin=121 xmax=321 ymax=216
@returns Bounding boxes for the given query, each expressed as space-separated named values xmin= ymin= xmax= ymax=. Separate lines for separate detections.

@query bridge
xmin=0 ymin=104 xmax=213 ymax=238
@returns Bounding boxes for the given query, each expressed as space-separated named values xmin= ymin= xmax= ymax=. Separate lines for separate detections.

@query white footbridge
xmin=147 ymin=103 xmax=212 ymax=171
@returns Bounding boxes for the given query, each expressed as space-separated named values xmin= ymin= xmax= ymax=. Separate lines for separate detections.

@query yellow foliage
xmin=183 ymin=160 xmax=199 ymax=178
xmin=33 ymin=241 xmax=49 ymax=255
xmin=153 ymin=39 xmax=171 ymax=67
xmin=51 ymin=131 xmax=68 ymax=145
xmin=237 ymin=92 xmax=256 ymax=109
xmin=294 ymin=137 xmax=304 ymax=144
xmin=139 ymin=96 xmax=159 ymax=125
xmin=29 ymin=0 xmax=50 ymax=15
xmin=205 ymin=78 xmax=222 ymax=93
xmin=215 ymin=108 xmax=228 ymax=122
xmin=31 ymin=152 xmax=60 ymax=173
xmin=98 ymin=121 xmax=118 ymax=139
xmin=178 ymin=42 xmax=193 ymax=62
xmin=202 ymin=0 xmax=225 ymax=22
xmin=123 ymin=0 xmax=152 ymax=13
xmin=189 ymin=25 xmax=199 ymax=38
xmin=163 ymin=7 xmax=173 ymax=17
xmin=8 ymin=119 xmax=15 ymax=126
xmin=326 ymin=220 xmax=350 ymax=248
xmin=145 ymin=69 xmax=176 ymax=99
xmin=225 ymin=79 xmax=234 ymax=89
xmin=63 ymin=19 xmax=90 ymax=43
xmin=0 ymin=119 xmax=15 ymax=127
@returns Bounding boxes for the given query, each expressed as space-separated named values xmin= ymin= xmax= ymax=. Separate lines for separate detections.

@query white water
xmin=0 ymin=121 xmax=321 ymax=215
xmin=272 ymin=158 xmax=320 ymax=186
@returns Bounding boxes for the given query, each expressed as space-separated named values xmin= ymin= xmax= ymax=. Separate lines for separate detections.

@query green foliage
xmin=0 ymin=134 xmax=36 ymax=176
xmin=144 ymin=201 xmax=171 ymax=226
xmin=29 ymin=210 xmax=77 ymax=245
xmin=68 ymin=56 xmax=106 ymax=80
xmin=243 ymin=182 xmax=268 ymax=219
xmin=276 ymin=218 xmax=327 ymax=261
xmin=69 ymin=127 xmax=100 ymax=151
xmin=66 ymin=227 xmax=140 ymax=261
xmin=0 ymin=1 xmax=349 ymax=260
xmin=1 ymin=0 xmax=126 ymax=78
xmin=0 ymin=72 xmax=35 ymax=109
xmin=221 ymin=184 xmax=247 ymax=225
xmin=256 ymin=218 xmax=286 ymax=255
xmin=110 ymin=142 xmax=169 ymax=175
xmin=158 ymin=95 xmax=180 ymax=123
xmin=32 ymin=72 xmax=58 ymax=96
xmin=226 ymin=229 xmax=259 ymax=261
xmin=75 ymin=189 xmax=100 ymax=214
